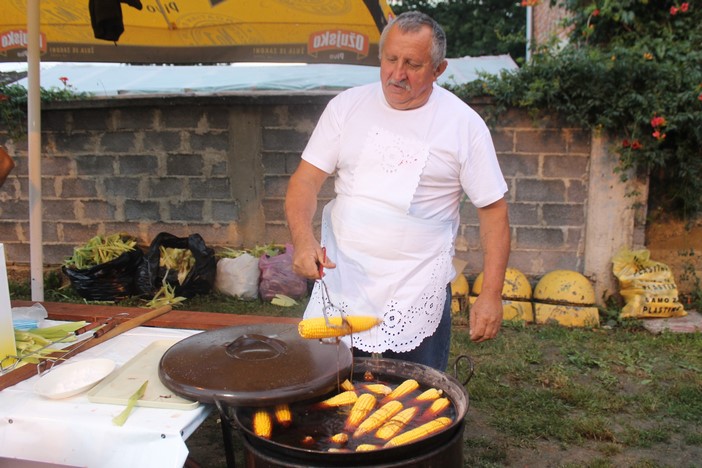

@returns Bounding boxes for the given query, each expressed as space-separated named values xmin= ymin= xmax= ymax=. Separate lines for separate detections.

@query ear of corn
xmin=340 ymin=379 xmax=355 ymax=392
xmin=421 ymin=397 xmax=451 ymax=419
xmin=329 ymin=432 xmax=349 ymax=446
xmin=353 ymin=400 xmax=403 ymax=438
xmin=344 ymin=393 xmax=377 ymax=430
xmin=298 ymin=316 xmax=382 ymax=339
xmin=362 ymin=383 xmax=392 ymax=395
xmin=414 ymin=388 xmax=443 ymax=402
xmin=375 ymin=406 xmax=420 ymax=440
xmin=274 ymin=404 xmax=292 ymax=427
xmin=381 ymin=379 xmax=419 ymax=403
xmin=356 ymin=444 xmax=380 ymax=452
xmin=317 ymin=390 xmax=358 ymax=408
xmin=252 ymin=410 xmax=273 ymax=439
xmin=383 ymin=417 xmax=452 ymax=448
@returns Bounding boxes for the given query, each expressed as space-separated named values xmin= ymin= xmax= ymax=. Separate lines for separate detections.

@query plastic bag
xmin=612 ymin=248 xmax=686 ymax=319
xmin=63 ymin=248 xmax=143 ymax=301
xmin=135 ymin=232 xmax=216 ymax=299
xmin=258 ymin=243 xmax=308 ymax=301
xmin=215 ymin=253 xmax=260 ymax=300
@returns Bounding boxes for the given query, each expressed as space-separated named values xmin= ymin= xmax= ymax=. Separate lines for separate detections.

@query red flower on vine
xmin=680 ymin=2 xmax=689 ymax=12
xmin=0 ymin=94 xmax=8 ymax=102
xmin=592 ymin=9 xmax=600 ymax=16
xmin=698 ymin=93 xmax=702 ymax=101
xmin=670 ymin=6 xmax=679 ymax=15
xmin=652 ymin=130 xmax=667 ymax=141
xmin=630 ymin=140 xmax=643 ymax=150
xmin=520 ymin=0 xmax=540 ymax=6
xmin=650 ymin=116 xmax=666 ymax=128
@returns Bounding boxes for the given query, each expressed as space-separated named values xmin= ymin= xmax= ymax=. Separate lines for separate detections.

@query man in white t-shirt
xmin=285 ymin=11 xmax=510 ymax=370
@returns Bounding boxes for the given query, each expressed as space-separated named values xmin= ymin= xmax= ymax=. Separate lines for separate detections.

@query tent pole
xmin=28 ymin=0 xmax=44 ymax=301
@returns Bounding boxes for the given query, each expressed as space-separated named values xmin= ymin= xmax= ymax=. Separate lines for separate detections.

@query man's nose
xmin=389 ymin=62 xmax=407 ymax=80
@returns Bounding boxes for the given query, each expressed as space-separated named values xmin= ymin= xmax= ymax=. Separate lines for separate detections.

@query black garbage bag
xmin=62 ymin=248 xmax=143 ymax=301
xmin=135 ymin=232 xmax=216 ymax=299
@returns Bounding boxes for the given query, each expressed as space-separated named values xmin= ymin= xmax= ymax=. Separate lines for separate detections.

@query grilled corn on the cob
xmin=317 ymin=390 xmax=358 ymax=408
xmin=252 ymin=410 xmax=273 ymax=439
xmin=353 ymin=400 xmax=403 ymax=438
xmin=421 ymin=397 xmax=451 ymax=419
xmin=340 ymin=379 xmax=355 ymax=392
xmin=381 ymin=379 xmax=419 ymax=403
xmin=362 ymin=383 xmax=392 ymax=395
xmin=274 ymin=404 xmax=292 ymax=427
xmin=414 ymin=387 xmax=443 ymax=402
xmin=356 ymin=444 xmax=380 ymax=452
xmin=298 ymin=316 xmax=382 ymax=339
xmin=383 ymin=417 xmax=452 ymax=448
xmin=329 ymin=432 xmax=349 ymax=446
xmin=375 ymin=406 xmax=420 ymax=440
xmin=345 ymin=393 xmax=377 ymax=430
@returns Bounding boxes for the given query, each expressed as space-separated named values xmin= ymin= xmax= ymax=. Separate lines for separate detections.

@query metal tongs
xmin=317 ymin=247 xmax=351 ymax=335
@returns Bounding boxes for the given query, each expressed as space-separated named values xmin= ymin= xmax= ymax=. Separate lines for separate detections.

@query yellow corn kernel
xmin=381 ymin=379 xmax=419 ymax=403
xmin=383 ymin=417 xmax=452 ymax=448
xmin=329 ymin=432 xmax=349 ymax=446
xmin=362 ymin=383 xmax=392 ymax=396
xmin=317 ymin=390 xmax=358 ymax=408
xmin=340 ymin=379 xmax=355 ymax=392
xmin=421 ymin=397 xmax=451 ymax=419
xmin=345 ymin=393 xmax=377 ymax=430
xmin=298 ymin=316 xmax=382 ymax=339
xmin=353 ymin=400 xmax=403 ymax=438
xmin=274 ymin=404 xmax=292 ymax=427
xmin=375 ymin=406 xmax=420 ymax=440
xmin=356 ymin=444 xmax=380 ymax=452
xmin=414 ymin=388 xmax=443 ymax=402
xmin=252 ymin=410 xmax=273 ymax=439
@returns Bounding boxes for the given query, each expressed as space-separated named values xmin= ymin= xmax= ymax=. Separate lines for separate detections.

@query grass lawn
xmin=9 ymin=277 xmax=702 ymax=467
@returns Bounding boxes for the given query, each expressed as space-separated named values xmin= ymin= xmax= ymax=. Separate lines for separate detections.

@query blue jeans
xmin=353 ymin=284 xmax=452 ymax=371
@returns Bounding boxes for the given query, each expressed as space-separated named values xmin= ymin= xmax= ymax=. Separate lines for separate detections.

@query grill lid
xmin=159 ymin=323 xmax=353 ymax=407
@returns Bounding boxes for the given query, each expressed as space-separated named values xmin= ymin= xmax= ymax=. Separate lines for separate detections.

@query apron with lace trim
xmin=304 ymin=125 xmax=455 ymax=353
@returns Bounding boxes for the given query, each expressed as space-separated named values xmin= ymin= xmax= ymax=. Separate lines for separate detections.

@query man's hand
xmin=469 ymin=292 xmax=503 ymax=342
xmin=291 ymin=242 xmax=335 ymax=279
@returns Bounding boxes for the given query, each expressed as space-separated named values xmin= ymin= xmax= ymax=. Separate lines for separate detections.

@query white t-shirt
xmin=301 ymin=82 xmax=508 ymax=353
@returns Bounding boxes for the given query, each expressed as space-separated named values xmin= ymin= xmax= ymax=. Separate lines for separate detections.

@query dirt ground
xmin=184 ymin=405 xmax=702 ymax=468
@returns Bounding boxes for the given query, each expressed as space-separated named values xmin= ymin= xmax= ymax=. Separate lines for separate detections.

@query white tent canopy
xmin=9 ymin=55 xmax=518 ymax=95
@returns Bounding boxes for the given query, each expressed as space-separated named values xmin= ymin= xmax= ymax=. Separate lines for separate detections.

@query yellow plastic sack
xmin=612 ymin=248 xmax=686 ymax=319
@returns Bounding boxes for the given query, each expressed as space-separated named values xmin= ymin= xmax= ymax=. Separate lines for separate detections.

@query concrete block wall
xmin=0 ymin=91 xmax=612 ymax=292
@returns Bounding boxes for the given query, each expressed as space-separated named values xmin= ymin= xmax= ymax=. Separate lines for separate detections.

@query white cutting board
xmin=87 ymin=339 xmax=199 ymax=410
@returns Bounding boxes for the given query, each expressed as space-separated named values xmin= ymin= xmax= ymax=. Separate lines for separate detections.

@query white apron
xmin=304 ymin=125 xmax=455 ymax=353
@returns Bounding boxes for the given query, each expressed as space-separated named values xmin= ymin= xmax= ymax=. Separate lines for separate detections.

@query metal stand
xmin=214 ymin=399 xmax=238 ymax=468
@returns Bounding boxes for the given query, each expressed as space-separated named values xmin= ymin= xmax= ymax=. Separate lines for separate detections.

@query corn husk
xmin=113 ymin=380 xmax=148 ymax=426
xmin=64 ymin=233 xmax=137 ymax=270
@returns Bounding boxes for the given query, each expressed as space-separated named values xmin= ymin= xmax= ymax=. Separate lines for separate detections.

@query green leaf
xmin=271 ymin=294 xmax=298 ymax=307
xmin=112 ymin=380 xmax=149 ymax=426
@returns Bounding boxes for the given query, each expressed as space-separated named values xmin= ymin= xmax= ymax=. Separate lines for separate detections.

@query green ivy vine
xmin=0 ymin=78 xmax=90 ymax=141
xmin=452 ymin=0 xmax=702 ymax=218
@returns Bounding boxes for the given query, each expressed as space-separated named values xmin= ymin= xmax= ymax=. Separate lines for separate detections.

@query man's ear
xmin=434 ymin=59 xmax=448 ymax=80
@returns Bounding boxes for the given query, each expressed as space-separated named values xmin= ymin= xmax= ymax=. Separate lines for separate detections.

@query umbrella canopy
xmin=2 ymin=0 xmax=393 ymax=65
xmin=0 ymin=0 xmax=394 ymax=301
